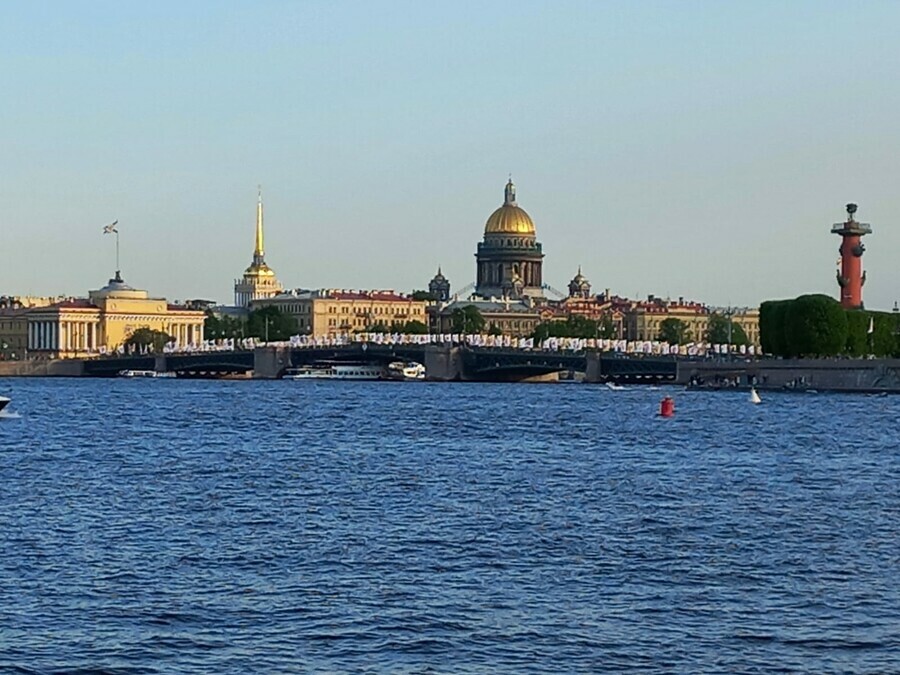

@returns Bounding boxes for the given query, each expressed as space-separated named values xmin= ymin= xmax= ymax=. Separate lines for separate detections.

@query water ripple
xmin=0 ymin=379 xmax=898 ymax=672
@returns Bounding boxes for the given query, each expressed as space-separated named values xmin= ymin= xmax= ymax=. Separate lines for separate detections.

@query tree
xmin=488 ymin=323 xmax=503 ymax=336
xmin=204 ymin=310 xmax=246 ymax=340
xmin=784 ymin=294 xmax=847 ymax=357
xmin=364 ymin=320 xmax=429 ymax=334
xmin=844 ymin=310 xmax=870 ymax=357
xmin=707 ymin=313 xmax=749 ymax=346
xmin=411 ymin=290 xmax=437 ymax=301
xmin=246 ymin=306 xmax=298 ymax=341
xmin=597 ymin=315 xmax=618 ymax=339
xmin=450 ymin=305 xmax=485 ymax=334
xmin=125 ymin=327 xmax=172 ymax=352
xmin=530 ymin=315 xmax=601 ymax=342
xmin=658 ymin=318 xmax=689 ymax=344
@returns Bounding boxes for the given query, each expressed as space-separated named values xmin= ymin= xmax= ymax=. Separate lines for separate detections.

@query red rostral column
xmin=832 ymin=203 xmax=872 ymax=309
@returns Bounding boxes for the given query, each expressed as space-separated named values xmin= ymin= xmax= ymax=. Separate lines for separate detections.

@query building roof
xmin=484 ymin=179 xmax=536 ymax=235
xmin=266 ymin=289 xmax=418 ymax=303
xmin=440 ymin=298 xmax=540 ymax=316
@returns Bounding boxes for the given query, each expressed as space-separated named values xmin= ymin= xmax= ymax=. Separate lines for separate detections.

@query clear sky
xmin=2 ymin=0 xmax=899 ymax=310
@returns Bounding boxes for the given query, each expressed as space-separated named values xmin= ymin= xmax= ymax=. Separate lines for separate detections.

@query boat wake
xmin=0 ymin=411 xmax=21 ymax=420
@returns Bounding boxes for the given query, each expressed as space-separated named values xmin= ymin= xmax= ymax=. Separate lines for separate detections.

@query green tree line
xmin=760 ymin=294 xmax=900 ymax=357
xmin=204 ymin=306 xmax=298 ymax=342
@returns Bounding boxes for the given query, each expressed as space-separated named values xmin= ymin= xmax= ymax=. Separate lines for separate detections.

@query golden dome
xmin=244 ymin=263 xmax=277 ymax=278
xmin=484 ymin=179 xmax=536 ymax=235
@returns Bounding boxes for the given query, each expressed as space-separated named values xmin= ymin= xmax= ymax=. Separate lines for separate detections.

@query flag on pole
xmin=103 ymin=220 xmax=119 ymax=234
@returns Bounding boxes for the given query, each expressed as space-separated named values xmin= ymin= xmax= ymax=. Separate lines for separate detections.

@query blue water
xmin=0 ymin=379 xmax=898 ymax=673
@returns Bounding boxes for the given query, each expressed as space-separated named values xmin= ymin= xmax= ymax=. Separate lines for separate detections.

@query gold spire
xmin=255 ymin=185 xmax=265 ymax=260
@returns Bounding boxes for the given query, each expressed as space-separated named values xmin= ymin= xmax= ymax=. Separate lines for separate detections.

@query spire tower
xmin=234 ymin=186 xmax=283 ymax=308
xmin=254 ymin=186 xmax=265 ymax=266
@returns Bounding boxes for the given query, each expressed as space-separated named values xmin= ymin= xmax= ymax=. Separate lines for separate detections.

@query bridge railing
xmin=90 ymin=333 xmax=761 ymax=358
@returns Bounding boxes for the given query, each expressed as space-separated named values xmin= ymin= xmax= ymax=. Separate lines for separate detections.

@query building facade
xmin=252 ymin=289 xmax=429 ymax=337
xmin=433 ymin=298 xmax=542 ymax=337
xmin=234 ymin=189 xmax=283 ymax=307
xmin=623 ymin=295 xmax=760 ymax=346
xmin=24 ymin=273 xmax=206 ymax=358
xmin=0 ymin=308 xmax=28 ymax=360
xmin=475 ymin=179 xmax=545 ymax=300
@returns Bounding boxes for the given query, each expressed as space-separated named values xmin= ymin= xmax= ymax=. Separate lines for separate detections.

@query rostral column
xmin=832 ymin=203 xmax=872 ymax=309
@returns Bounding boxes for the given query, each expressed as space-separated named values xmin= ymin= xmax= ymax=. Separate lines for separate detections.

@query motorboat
xmin=749 ymin=387 xmax=762 ymax=404
xmin=286 ymin=363 xmax=384 ymax=381
xmin=605 ymin=381 xmax=627 ymax=391
xmin=0 ymin=396 xmax=9 ymax=413
xmin=118 ymin=369 xmax=176 ymax=378
xmin=385 ymin=361 xmax=426 ymax=381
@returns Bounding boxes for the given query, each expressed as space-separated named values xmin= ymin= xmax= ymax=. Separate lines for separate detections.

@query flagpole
xmin=115 ymin=230 xmax=120 ymax=274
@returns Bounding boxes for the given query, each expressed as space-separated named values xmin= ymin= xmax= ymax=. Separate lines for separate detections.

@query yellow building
xmin=25 ymin=273 xmax=206 ymax=358
xmin=234 ymin=188 xmax=283 ymax=307
xmin=624 ymin=295 xmax=760 ymax=346
xmin=0 ymin=308 xmax=29 ymax=360
xmin=252 ymin=289 xmax=429 ymax=337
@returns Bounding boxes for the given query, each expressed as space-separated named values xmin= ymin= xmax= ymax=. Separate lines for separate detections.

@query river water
xmin=0 ymin=378 xmax=898 ymax=673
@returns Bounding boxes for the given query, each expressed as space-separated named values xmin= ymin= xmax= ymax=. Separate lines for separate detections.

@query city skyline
xmin=2 ymin=1 xmax=899 ymax=309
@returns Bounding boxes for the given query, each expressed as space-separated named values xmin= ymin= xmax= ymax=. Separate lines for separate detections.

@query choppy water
xmin=0 ymin=378 xmax=898 ymax=673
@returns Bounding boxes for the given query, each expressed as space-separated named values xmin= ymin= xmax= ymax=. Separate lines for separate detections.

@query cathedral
xmin=474 ymin=179 xmax=545 ymax=300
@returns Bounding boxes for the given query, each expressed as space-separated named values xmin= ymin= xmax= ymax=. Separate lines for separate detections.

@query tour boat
xmin=0 ymin=396 xmax=10 ymax=413
xmin=749 ymin=387 xmax=762 ymax=404
xmin=286 ymin=363 xmax=384 ymax=381
xmin=118 ymin=369 xmax=176 ymax=378
xmin=385 ymin=361 xmax=426 ymax=381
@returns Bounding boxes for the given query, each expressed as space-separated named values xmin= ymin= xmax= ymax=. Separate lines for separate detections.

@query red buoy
xmin=659 ymin=396 xmax=675 ymax=417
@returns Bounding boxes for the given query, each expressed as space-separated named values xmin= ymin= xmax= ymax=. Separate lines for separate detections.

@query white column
xmin=28 ymin=323 xmax=34 ymax=351
xmin=38 ymin=322 xmax=44 ymax=350
xmin=51 ymin=323 xmax=57 ymax=352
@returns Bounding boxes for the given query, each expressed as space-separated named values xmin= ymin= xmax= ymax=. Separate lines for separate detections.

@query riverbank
xmin=679 ymin=357 xmax=900 ymax=394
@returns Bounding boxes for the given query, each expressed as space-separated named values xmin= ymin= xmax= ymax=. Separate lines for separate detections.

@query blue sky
xmin=2 ymin=1 xmax=899 ymax=309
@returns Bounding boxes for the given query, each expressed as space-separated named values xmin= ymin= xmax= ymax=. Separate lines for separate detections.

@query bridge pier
xmin=253 ymin=346 xmax=292 ymax=379
xmin=584 ymin=352 xmax=602 ymax=383
xmin=424 ymin=346 xmax=463 ymax=381
xmin=154 ymin=355 xmax=167 ymax=373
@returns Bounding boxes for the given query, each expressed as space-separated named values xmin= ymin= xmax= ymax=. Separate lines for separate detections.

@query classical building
xmin=475 ymin=179 xmax=545 ymax=300
xmin=24 ymin=272 xmax=206 ymax=358
xmin=234 ymin=188 xmax=283 ymax=307
xmin=0 ymin=308 xmax=28 ymax=360
xmin=433 ymin=298 xmax=542 ymax=337
xmin=252 ymin=289 xmax=429 ymax=337
xmin=623 ymin=295 xmax=760 ymax=346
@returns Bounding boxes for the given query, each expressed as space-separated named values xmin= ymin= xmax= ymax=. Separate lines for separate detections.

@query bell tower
xmin=832 ymin=203 xmax=872 ymax=309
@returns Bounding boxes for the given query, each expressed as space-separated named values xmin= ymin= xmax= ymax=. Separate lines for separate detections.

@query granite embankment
xmin=680 ymin=358 xmax=900 ymax=393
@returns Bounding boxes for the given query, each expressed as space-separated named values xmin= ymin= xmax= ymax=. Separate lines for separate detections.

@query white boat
xmin=749 ymin=387 xmax=762 ymax=404
xmin=118 ymin=369 xmax=176 ymax=378
xmin=605 ymin=381 xmax=627 ymax=391
xmin=0 ymin=396 xmax=10 ymax=413
xmin=385 ymin=361 xmax=426 ymax=381
xmin=286 ymin=363 xmax=384 ymax=381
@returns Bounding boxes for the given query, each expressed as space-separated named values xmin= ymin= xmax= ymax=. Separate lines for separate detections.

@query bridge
xmin=80 ymin=344 xmax=678 ymax=383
